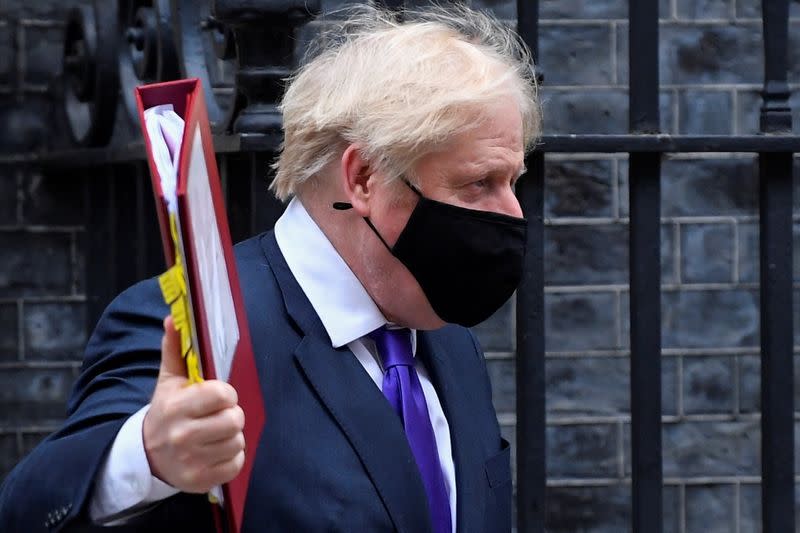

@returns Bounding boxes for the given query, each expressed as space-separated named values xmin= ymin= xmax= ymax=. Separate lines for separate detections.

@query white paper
xmin=185 ymin=125 xmax=239 ymax=383
xmin=143 ymin=104 xmax=185 ymax=213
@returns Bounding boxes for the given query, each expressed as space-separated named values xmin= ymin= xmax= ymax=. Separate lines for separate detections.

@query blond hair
xmin=271 ymin=2 xmax=541 ymax=201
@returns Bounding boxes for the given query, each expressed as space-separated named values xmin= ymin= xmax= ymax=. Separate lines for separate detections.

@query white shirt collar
xmin=273 ymin=197 xmax=389 ymax=348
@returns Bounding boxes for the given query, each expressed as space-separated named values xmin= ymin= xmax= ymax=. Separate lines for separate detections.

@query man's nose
xmin=500 ymin=187 xmax=524 ymax=218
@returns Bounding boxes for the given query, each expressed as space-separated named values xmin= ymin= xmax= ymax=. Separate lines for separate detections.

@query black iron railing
xmin=37 ymin=1 xmax=799 ymax=532
xmin=514 ymin=1 xmax=796 ymax=533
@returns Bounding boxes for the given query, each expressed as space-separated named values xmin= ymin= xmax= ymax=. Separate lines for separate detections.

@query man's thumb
xmin=160 ymin=315 xmax=188 ymax=379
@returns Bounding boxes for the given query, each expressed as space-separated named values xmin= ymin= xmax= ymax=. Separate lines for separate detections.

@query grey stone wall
xmin=0 ymin=0 xmax=87 ymax=481
xmin=1 ymin=0 xmax=799 ymax=531
xmin=470 ymin=0 xmax=800 ymax=531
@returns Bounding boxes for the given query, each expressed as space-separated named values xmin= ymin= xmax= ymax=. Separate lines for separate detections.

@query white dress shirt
xmin=91 ymin=197 xmax=457 ymax=531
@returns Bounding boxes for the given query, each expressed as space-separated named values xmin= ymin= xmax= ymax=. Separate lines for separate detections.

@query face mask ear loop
xmin=363 ymin=217 xmax=393 ymax=252
xmin=402 ymin=178 xmax=423 ymax=197
xmin=333 ymin=202 xmax=392 ymax=253
xmin=334 ymin=178 xmax=418 ymax=252
xmin=331 ymin=201 xmax=394 ymax=252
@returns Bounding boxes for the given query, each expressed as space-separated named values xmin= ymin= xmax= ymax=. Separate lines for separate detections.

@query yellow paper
xmin=157 ymin=212 xmax=203 ymax=385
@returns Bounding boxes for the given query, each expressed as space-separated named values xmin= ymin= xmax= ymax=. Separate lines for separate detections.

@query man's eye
xmin=472 ymin=178 xmax=489 ymax=189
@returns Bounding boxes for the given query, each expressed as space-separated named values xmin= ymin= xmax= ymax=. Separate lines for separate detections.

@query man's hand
xmin=142 ymin=316 xmax=245 ymax=493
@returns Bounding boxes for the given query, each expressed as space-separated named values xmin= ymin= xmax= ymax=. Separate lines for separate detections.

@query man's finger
xmin=191 ymin=432 xmax=245 ymax=463
xmin=176 ymin=380 xmax=238 ymax=418
xmin=188 ymin=405 xmax=244 ymax=444
xmin=159 ymin=315 xmax=188 ymax=379
xmin=208 ymin=450 xmax=246 ymax=485
xmin=184 ymin=405 xmax=245 ymax=445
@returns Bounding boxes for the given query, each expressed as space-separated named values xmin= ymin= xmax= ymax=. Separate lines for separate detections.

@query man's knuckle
xmin=182 ymin=467 xmax=199 ymax=486
xmin=160 ymin=393 xmax=183 ymax=419
xmin=224 ymin=407 xmax=242 ymax=430
xmin=222 ymin=434 xmax=244 ymax=457
xmin=206 ymin=381 xmax=230 ymax=406
xmin=169 ymin=426 xmax=189 ymax=447
xmin=234 ymin=406 xmax=245 ymax=429
xmin=219 ymin=382 xmax=237 ymax=406
xmin=227 ymin=385 xmax=239 ymax=406
xmin=218 ymin=452 xmax=245 ymax=483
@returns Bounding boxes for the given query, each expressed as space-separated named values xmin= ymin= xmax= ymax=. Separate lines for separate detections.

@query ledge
xmin=30 ymin=133 xmax=800 ymax=169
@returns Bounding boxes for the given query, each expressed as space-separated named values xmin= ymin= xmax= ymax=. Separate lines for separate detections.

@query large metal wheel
xmin=170 ymin=0 xmax=239 ymax=133
xmin=62 ymin=2 xmax=120 ymax=146
xmin=117 ymin=0 xmax=180 ymax=123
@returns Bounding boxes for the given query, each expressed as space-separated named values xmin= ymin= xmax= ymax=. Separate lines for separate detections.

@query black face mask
xmin=334 ymin=181 xmax=528 ymax=327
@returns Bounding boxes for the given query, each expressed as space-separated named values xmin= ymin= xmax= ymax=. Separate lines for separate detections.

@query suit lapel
xmin=417 ymin=333 xmax=485 ymax=533
xmin=260 ymin=233 xmax=432 ymax=533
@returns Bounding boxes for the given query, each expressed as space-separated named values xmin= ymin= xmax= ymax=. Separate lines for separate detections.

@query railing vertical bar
xmin=629 ymin=1 xmax=659 ymax=135
xmin=133 ymin=163 xmax=148 ymax=279
xmin=628 ymin=152 xmax=663 ymax=532
xmin=250 ymin=152 xmax=285 ymax=232
xmin=135 ymin=161 xmax=165 ymax=280
xmin=628 ymin=0 xmax=663 ymax=531
xmin=516 ymin=2 xmax=544 ymax=532
xmin=225 ymin=153 xmax=255 ymax=243
xmin=219 ymin=153 xmax=229 ymax=205
xmin=517 ymin=0 xmax=539 ymax=65
xmin=84 ymin=164 xmax=118 ymax=330
xmin=112 ymin=164 xmax=139 ymax=293
xmin=250 ymin=153 xmax=259 ymax=235
xmin=515 ymin=153 xmax=546 ymax=533
xmin=759 ymin=2 xmax=795 ymax=532
xmin=758 ymin=152 xmax=795 ymax=533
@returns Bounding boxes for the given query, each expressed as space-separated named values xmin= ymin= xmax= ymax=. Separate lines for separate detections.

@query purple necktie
xmin=370 ymin=326 xmax=452 ymax=533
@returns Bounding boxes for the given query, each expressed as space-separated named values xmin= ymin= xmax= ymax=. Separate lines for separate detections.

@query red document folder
xmin=135 ymin=78 xmax=265 ymax=533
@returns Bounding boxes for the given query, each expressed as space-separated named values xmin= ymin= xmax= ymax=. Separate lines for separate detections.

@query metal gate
xmin=39 ymin=0 xmax=800 ymax=531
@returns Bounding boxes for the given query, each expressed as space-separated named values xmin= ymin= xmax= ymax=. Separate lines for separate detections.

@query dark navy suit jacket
xmin=0 ymin=232 xmax=511 ymax=532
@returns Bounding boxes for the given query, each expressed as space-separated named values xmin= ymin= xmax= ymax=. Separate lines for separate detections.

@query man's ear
xmin=340 ymin=144 xmax=375 ymax=217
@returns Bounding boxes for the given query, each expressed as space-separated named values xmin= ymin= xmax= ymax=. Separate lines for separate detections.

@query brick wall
xmin=0 ymin=0 xmax=86 ymax=479
xmin=1 ymin=0 xmax=799 ymax=531
xmin=470 ymin=0 xmax=800 ymax=530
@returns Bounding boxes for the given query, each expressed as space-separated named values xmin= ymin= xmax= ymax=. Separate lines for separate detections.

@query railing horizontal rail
xmin=34 ymin=134 xmax=800 ymax=169
xmin=542 ymin=135 xmax=800 ymax=153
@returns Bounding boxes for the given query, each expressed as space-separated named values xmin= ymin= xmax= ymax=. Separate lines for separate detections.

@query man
xmin=0 ymin=4 xmax=539 ymax=531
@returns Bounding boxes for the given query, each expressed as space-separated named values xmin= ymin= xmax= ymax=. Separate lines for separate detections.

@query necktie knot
xmin=369 ymin=326 xmax=413 ymax=369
